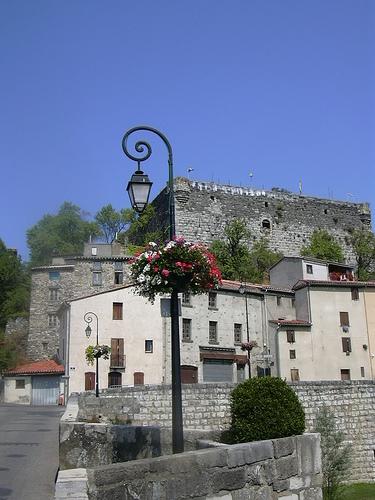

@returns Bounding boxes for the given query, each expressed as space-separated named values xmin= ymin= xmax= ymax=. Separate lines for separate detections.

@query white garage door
xmin=32 ymin=376 xmax=60 ymax=405
xmin=203 ymin=359 xmax=233 ymax=382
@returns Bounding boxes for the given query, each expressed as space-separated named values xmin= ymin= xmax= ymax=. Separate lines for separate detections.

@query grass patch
xmin=340 ymin=483 xmax=375 ymax=500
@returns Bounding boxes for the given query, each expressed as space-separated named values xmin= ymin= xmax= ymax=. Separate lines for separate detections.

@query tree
xmin=349 ymin=228 xmax=375 ymax=280
xmin=0 ymin=240 xmax=30 ymax=330
xmin=125 ymin=205 xmax=166 ymax=249
xmin=313 ymin=405 xmax=352 ymax=500
xmin=301 ymin=229 xmax=344 ymax=262
xmin=95 ymin=205 xmax=134 ymax=243
xmin=27 ymin=202 xmax=99 ymax=266
xmin=210 ymin=220 xmax=282 ymax=283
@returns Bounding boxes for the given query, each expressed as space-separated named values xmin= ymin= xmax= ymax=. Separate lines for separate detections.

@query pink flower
xmin=153 ymin=266 xmax=159 ymax=272
xmin=161 ymin=269 xmax=170 ymax=277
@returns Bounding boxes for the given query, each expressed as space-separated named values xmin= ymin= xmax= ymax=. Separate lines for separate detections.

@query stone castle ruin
xmin=148 ymin=177 xmax=371 ymax=265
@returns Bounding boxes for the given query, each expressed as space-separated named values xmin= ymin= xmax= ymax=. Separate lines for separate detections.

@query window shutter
xmin=340 ymin=312 xmax=349 ymax=326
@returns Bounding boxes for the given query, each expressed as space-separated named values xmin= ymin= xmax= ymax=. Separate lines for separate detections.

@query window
xmin=92 ymin=261 xmax=102 ymax=270
xmin=306 ymin=264 xmax=313 ymax=274
xmin=112 ymin=303 xmax=123 ymax=320
xmin=48 ymin=314 xmax=59 ymax=327
xmin=92 ymin=272 xmax=102 ymax=286
xmin=42 ymin=341 xmax=48 ymax=352
xmin=209 ymin=321 xmax=218 ymax=343
xmin=85 ymin=372 xmax=95 ymax=391
xmin=277 ymin=296 xmax=282 ymax=306
xmin=182 ymin=292 xmax=191 ymax=306
xmin=49 ymin=289 xmax=59 ymax=301
xmin=49 ymin=271 xmax=60 ymax=281
xmin=351 ymin=288 xmax=359 ymax=301
xmin=134 ymin=372 xmax=144 ymax=385
xmin=145 ymin=340 xmax=153 ymax=353
xmin=289 ymin=350 xmax=296 ymax=359
xmin=15 ymin=379 xmax=25 ymax=389
xmin=91 ymin=247 xmax=97 ymax=256
xmin=182 ymin=319 xmax=192 ymax=342
xmin=286 ymin=330 xmax=295 ymax=343
xmin=262 ymin=219 xmax=271 ymax=230
xmin=291 ymin=298 xmax=296 ymax=308
xmin=340 ymin=312 xmax=350 ymax=327
xmin=340 ymin=369 xmax=350 ymax=381
xmin=342 ymin=337 xmax=351 ymax=353
xmin=361 ymin=366 xmax=365 ymax=378
xmin=234 ymin=324 xmax=242 ymax=344
xmin=208 ymin=292 xmax=217 ymax=308
xmin=110 ymin=338 xmax=125 ymax=367
xmin=114 ymin=262 xmax=123 ymax=285
xmin=290 ymin=369 xmax=300 ymax=381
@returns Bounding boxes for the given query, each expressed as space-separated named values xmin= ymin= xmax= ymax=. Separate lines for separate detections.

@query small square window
xmin=340 ymin=312 xmax=349 ymax=327
xmin=42 ymin=341 xmax=48 ymax=352
xmin=286 ymin=330 xmax=295 ymax=343
xmin=351 ymin=288 xmax=359 ymax=301
xmin=342 ymin=337 xmax=351 ymax=353
xmin=234 ymin=324 xmax=242 ymax=344
xmin=289 ymin=349 xmax=296 ymax=359
xmin=114 ymin=261 xmax=123 ymax=271
xmin=209 ymin=321 xmax=218 ymax=343
xmin=113 ymin=303 xmax=123 ymax=320
xmin=341 ymin=369 xmax=350 ymax=380
xmin=15 ymin=379 xmax=25 ymax=389
xmin=182 ymin=292 xmax=191 ymax=306
xmin=277 ymin=296 xmax=281 ymax=306
xmin=49 ymin=271 xmax=60 ymax=281
xmin=92 ymin=272 xmax=102 ymax=286
xmin=182 ymin=318 xmax=192 ymax=342
xmin=360 ymin=366 xmax=365 ymax=378
xmin=114 ymin=271 xmax=123 ymax=285
xmin=49 ymin=289 xmax=59 ymax=301
xmin=145 ymin=340 xmax=153 ymax=353
xmin=306 ymin=264 xmax=313 ymax=275
xmin=92 ymin=261 xmax=102 ymax=271
xmin=208 ymin=292 xmax=217 ymax=308
xmin=48 ymin=314 xmax=59 ymax=327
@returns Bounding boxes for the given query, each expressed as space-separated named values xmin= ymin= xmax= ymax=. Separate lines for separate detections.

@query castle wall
xmin=150 ymin=178 xmax=371 ymax=265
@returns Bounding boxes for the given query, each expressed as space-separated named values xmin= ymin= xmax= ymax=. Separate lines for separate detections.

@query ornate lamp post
xmin=84 ymin=311 xmax=99 ymax=397
xmin=122 ymin=126 xmax=183 ymax=453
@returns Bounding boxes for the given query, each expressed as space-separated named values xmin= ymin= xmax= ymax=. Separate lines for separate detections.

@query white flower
xmin=165 ymin=241 xmax=176 ymax=249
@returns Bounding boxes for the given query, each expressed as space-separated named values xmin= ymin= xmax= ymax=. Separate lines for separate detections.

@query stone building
xmin=59 ymin=281 xmax=295 ymax=397
xmin=27 ymin=242 xmax=132 ymax=360
xmin=145 ymin=177 xmax=371 ymax=264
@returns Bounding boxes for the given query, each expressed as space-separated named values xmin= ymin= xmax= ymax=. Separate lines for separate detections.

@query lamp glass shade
xmin=126 ymin=171 xmax=152 ymax=213
xmin=85 ymin=324 xmax=92 ymax=338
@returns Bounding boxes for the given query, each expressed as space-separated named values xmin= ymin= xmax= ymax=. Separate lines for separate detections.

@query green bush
xmin=225 ymin=377 xmax=305 ymax=443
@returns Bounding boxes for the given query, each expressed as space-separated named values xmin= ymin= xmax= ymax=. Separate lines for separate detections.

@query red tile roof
xmin=5 ymin=359 xmax=64 ymax=376
xmin=293 ymin=280 xmax=375 ymax=290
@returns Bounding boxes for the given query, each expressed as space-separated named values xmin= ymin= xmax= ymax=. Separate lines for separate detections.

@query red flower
xmin=161 ymin=269 xmax=170 ymax=277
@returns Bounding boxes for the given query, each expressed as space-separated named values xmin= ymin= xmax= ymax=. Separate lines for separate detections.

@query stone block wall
xmin=77 ymin=380 xmax=375 ymax=483
xmin=149 ymin=178 xmax=371 ymax=264
xmin=86 ymin=433 xmax=322 ymax=500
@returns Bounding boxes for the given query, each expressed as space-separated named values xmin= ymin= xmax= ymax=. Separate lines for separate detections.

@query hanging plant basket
xmin=85 ymin=345 xmax=111 ymax=366
xmin=130 ymin=238 xmax=222 ymax=302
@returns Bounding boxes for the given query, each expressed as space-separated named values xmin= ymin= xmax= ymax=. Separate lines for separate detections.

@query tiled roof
xmin=5 ymin=359 xmax=64 ymax=376
xmin=220 ymin=280 xmax=294 ymax=295
xmin=293 ymin=280 xmax=375 ymax=290
xmin=268 ymin=256 xmax=354 ymax=271
xmin=269 ymin=319 xmax=312 ymax=327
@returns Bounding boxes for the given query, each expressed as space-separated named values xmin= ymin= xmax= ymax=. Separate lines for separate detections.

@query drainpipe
xmin=363 ymin=287 xmax=374 ymax=379
xmin=65 ymin=305 xmax=71 ymax=400
xmin=275 ymin=324 xmax=281 ymax=378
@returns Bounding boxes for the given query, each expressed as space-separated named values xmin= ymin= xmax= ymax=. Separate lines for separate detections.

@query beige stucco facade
xmin=273 ymin=285 xmax=372 ymax=381
xmin=363 ymin=288 xmax=375 ymax=380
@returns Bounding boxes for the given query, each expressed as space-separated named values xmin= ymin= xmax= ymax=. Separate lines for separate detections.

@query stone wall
xmin=76 ymin=380 xmax=375 ymax=483
xmin=149 ymin=177 xmax=371 ymax=264
xmin=86 ymin=433 xmax=322 ymax=500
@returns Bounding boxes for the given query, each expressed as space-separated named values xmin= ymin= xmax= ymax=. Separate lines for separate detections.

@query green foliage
xmin=27 ymin=202 xmax=99 ymax=266
xmin=95 ymin=204 xmax=134 ymax=243
xmin=0 ymin=240 xmax=30 ymax=330
xmin=210 ymin=220 xmax=282 ymax=283
xmin=301 ymin=229 xmax=344 ymax=262
xmin=85 ymin=344 xmax=111 ymax=366
xmin=126 ymin=205 xmax=165 ymax=246
xmin=340 ymin=483 xmax=375 ymax=500
xmin=314 ymin=405 xmax=352 ymax=500
xmin=349 ymin=228 xmax=375 ymax=280
xmin=225 ymin=377 xmax=305 ymax=443
xmin=0 ymin=329 xmax=27 ymax=373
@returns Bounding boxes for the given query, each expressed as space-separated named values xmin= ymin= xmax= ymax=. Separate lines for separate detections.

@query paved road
xmin=0 ymin=404 xmax=64 ymax=500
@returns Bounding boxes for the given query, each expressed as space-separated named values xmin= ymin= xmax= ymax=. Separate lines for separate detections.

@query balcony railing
xmin=110 ymin=354 xmax=126 ymax=368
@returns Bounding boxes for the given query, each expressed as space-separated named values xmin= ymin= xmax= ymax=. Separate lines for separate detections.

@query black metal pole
xmin=122 ymin=126 xmax=184 ymax=453
xmin=84 ymin=312 xmax=100 ymax=397
xmin=244 ymin=294 xmax=251 ymax=379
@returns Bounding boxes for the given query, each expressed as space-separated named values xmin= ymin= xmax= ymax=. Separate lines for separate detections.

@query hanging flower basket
xmin=85 ymin=345 xmax=111 ymax=366
xmin=130 ymin=238 xmax=222 ymax=302
xmin=241 ymin=340 xmax=258 ymax=352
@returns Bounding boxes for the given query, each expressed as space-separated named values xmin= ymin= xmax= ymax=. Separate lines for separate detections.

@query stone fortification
xmin=76 ymin=380 xmax=375 ymax=483
xmin=148 ymin=178 xmax=371 ymax=264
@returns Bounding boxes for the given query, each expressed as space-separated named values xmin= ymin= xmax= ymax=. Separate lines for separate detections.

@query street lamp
xmin=239 ymin=283 xmax=251 ymax=379
xmin=84 ymin=311 xmax=99 ymax=397
xmin=122 ymin=125 xmax=183 ymax=453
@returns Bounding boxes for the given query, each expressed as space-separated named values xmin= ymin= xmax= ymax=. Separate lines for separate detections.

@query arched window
xmin=261 ymin=219 xmax=271 ymax=230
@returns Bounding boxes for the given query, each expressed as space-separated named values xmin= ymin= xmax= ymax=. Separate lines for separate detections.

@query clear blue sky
xmin=1 ymin=1 xmax=374 ymax=261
